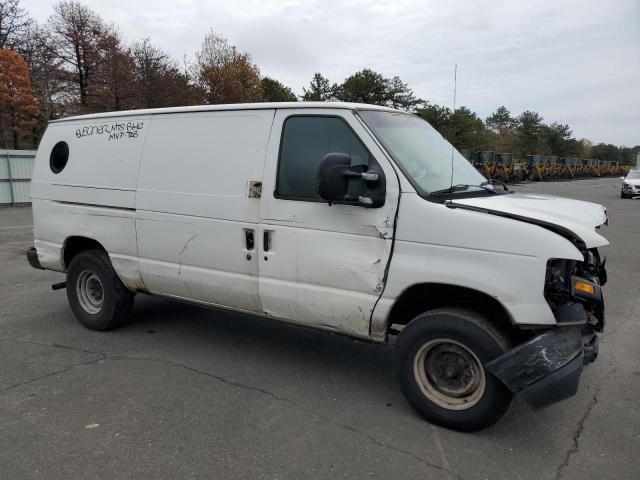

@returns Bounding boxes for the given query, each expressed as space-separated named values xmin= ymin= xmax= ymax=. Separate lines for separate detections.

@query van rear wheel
xmin=66 ymin=249 xmax=134 ymax=330
xmin=393 ymin=309 xmax=512 ymax=432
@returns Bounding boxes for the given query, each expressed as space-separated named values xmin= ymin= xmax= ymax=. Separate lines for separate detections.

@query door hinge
xmin=248 ymin=181 xmax=262 ymax=198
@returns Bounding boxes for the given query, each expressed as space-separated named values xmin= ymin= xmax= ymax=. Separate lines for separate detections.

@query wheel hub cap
xmin=76 ymin=270 xmax=104 ymax=314
xmin=424 ymin=344 xmax=481 ymax=398
xmin=413 ymin=339 xmax=486 ymax=410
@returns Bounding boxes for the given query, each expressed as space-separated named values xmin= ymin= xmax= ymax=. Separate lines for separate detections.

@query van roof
xmin=51 ymin=102 xmax=400 ymax=123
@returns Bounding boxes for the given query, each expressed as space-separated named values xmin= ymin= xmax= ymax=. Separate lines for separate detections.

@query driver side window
xmin=276 ymin=115 xmax=370 ymax=201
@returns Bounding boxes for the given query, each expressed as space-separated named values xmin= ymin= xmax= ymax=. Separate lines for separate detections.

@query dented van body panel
xmin=134 ymin=110 xmax=275 ymax=313
xmin=369 ymin=192 xmax=587 ymax=339
xmin=255 ymin=108 xmax=400 ymax=337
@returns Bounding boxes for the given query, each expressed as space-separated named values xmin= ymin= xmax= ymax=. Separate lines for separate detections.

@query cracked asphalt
xmin=1 ymin=177 xmax=638 ymax=480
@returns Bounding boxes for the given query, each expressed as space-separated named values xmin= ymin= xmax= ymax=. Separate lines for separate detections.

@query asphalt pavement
xmin=0 ymin=177 xmax=638 ymax=480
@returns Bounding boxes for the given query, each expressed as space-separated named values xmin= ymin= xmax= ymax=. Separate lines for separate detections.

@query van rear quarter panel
xmin=31 ymin=118 xmax=151 ymax=288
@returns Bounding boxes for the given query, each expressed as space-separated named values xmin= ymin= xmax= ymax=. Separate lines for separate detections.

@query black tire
xmin=66 ymin=249 xmax=134 ymax=330
xmin=620 ymin=192 xmax=627 ymax=199
xmin=393 ymin=308 xmax=513 ymax=432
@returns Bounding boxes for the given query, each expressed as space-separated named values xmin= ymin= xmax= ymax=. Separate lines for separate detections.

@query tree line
xmin=0 ymin=0 xmax=637 ymax=164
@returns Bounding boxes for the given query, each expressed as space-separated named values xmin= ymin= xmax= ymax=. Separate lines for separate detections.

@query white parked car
xmin=621 ymin=170 xmax=640 ymax=198
xmin=27 ymin=102 xmax=609 ymax=431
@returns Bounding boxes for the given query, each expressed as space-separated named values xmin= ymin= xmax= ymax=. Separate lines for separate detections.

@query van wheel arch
xmin=387 ymin=283 xmax=525 ymax=344
xmin=63 ymin=236 xmax=107 ymax=270
xmin=66 ymin=249 xmax=134 ymax=330
xmin=393 ymin=308 xmax=514 ymax=431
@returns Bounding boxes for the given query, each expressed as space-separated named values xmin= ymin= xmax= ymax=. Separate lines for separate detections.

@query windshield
xmin=627 ymin=172 xmax=640 ymax=180
xmin=359 ymin=110 xmax=486 ymax=195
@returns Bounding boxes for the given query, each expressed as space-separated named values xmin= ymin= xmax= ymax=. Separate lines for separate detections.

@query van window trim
xmin=273 ymin=113 xmax=377 ymax=203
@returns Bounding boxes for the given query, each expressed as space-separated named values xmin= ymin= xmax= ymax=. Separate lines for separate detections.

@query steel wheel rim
xmin=413 ymin=339 xmax=486 ymax=410
xmin=76 ymin=270 xmax=104 ymax=314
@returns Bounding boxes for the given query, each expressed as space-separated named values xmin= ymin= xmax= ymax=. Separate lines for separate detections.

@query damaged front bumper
xmin=486 ymin=326 xmax=599 ymax=409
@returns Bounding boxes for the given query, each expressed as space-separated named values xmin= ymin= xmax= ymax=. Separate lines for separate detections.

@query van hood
xmin=449 ymin=193 xmax=609 ymax=249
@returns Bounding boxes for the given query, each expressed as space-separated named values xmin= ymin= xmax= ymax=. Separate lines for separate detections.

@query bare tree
xmin=131 ymin=38 xmax=196 ymax=108
xmin=48 ymin=1 xmax=105 ymax=108
xmin=131 ymin=38 xmax=171 ymax=108
xmin=19 ymin=22 xmax=70 ymax=121
xmin=87 ymin=29 xmax=135 ymax=111
xmin=0 ymin=0 xmax=32 ymax=49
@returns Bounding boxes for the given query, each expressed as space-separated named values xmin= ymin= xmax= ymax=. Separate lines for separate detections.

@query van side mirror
xmin=316 ymin=153 xmax=385 ymax=208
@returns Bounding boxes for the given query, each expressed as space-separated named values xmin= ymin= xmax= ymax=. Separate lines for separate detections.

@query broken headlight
xmin=545 ymin=254 xmax=605 ymax=331
xmin=544 ymin=258 xmax=576 ymax=307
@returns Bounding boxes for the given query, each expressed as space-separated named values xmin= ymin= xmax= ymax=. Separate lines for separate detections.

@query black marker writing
xmin=76 ymin=121 xmax=144 ymax=141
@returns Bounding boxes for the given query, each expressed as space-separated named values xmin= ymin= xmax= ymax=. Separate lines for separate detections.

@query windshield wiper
xmin=430 ymin=183 xmax=497 ymax=196
xmin=481 ymin=179 xmax=509 ymax=192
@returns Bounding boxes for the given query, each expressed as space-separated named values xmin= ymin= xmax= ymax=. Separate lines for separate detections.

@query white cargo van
xmin=27 ymin=102 xmax=608 ymax=431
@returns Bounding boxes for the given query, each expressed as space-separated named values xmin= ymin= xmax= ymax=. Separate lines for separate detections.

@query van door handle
xmin=244 ymin=229 xmax=255 ymax=251
xmin=263 ymin=230 xmax=271 ymax=252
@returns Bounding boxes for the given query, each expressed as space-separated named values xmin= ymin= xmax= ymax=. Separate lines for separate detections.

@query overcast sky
xmin=23 ymin=0 xmax=640 ymax=146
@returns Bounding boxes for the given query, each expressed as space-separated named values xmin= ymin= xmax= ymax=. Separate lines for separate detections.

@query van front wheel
xmin=393 ymin=309 xmax=512 ymax=432
xmin=66 ymin=249 xmax=134 ymax=330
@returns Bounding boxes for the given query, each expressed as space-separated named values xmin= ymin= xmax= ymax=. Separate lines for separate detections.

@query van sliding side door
xmin=257 ymin=109 xmax=400 ymax=338
xmin=135 ymin=110 xmax=275 ymax=312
